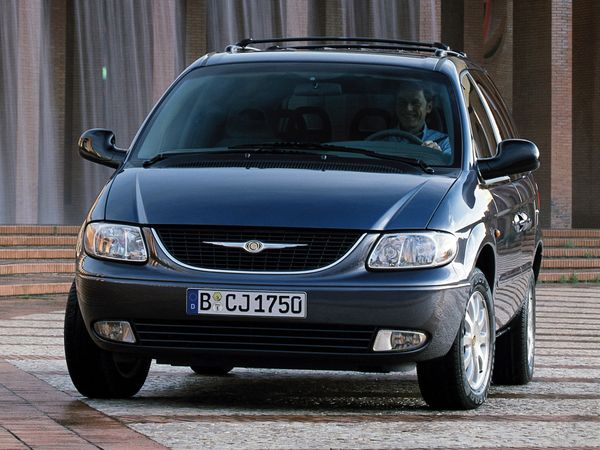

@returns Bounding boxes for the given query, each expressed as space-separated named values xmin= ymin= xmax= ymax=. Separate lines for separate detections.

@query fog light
xmin=94 ymin=321 xmax=136 ymax=343
xmin=373 ymin=330 xmax=427 ymax=352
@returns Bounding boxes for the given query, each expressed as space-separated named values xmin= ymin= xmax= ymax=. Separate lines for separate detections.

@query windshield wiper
xmin=143 ymin=143 xmax=435 ymax=174
xmin=142 ymin=151 xmax=208 ymax=167
xmin=142 ymin=147 xmax=326 ymax=167
xmin=228 ymin=142 xmax=434 ymax=174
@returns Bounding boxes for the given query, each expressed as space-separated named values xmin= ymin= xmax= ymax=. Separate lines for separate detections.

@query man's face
xmin=396 ymin=88 xmax=432 ymax=134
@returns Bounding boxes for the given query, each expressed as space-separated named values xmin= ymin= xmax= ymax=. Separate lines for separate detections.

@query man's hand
xmin=422 ymin=140 xmax=443 ymax=151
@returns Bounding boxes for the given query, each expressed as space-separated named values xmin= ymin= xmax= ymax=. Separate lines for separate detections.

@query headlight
xmin=367 ymin=231 xmax=457 ymax=269
xmin=84 ymin=222 xmax=148 ymax=262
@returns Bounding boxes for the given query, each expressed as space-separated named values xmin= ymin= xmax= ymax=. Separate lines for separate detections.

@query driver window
xmin=461 ymin=73 xmax=500 ymax=159
xmin=470 ymin=71 xmax=515 ymax=140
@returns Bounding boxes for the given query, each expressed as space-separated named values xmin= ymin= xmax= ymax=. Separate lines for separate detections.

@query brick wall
xmin=441 ymin=0 xmax=464 ymax=51
xmin=462 ymin=0 xmax=513 ymax=108
xmin=572 ymin=0 xmax=600 ymax=228
xmin=446 ymin=0 xmax=583 ymax=229
xmin=549 ymin=0 xmax=572 ymax=228
xmin=513 ymin=1 xmax=553 ymax=228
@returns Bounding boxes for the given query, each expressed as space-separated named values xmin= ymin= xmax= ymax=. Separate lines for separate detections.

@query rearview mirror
xmin=478 ymin=139 xmax=539 ymax=180
xmin=293 ymin=82 xmax=342 ymax=96
xmin=78 ymin=129 xmax=127 ymax=168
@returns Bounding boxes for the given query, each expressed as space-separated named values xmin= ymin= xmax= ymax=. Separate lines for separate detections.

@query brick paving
xmin=0 ymin=297 xmax=165 ymax=449
xmin=0 ymin=286 xmax=599 ymax=448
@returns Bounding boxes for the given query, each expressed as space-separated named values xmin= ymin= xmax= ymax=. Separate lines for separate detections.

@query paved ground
xmin=0 ymin=286 xmax=599 ymax=449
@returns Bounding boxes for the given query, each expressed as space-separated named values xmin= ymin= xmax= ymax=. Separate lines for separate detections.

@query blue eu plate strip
xmin=186 ymin=289 xmax=198 ymax=315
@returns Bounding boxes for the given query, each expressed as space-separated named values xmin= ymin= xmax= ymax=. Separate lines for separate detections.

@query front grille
xmin=154 ymin=227 xmax=362 ymax=271
xmin=133 ymin=320 xmax=376 ymax=353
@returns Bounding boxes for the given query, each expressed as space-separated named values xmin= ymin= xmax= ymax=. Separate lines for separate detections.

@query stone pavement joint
xmin=0 ymin=426 xmax=28 ymax=449
xmin=115 ymin=413 xmax=600 ymax=424
xmin=0 ymin=285 xmax=599 ymax=448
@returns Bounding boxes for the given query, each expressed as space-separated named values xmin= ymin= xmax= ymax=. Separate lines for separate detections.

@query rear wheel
xmin=493 ymin=270 xmax=536 ymax=385
xmin=64 ymin=282 xmax=151 ymax=398
xmin=190 ymin=365 xmax=233 ymax=376
xmin=417 ymin=268 xmax=495 ymax=409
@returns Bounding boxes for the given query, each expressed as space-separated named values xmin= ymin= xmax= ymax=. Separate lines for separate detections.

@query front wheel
xmin=417 ymin=268 xmax=495 ymax=409
xmin=64 ymin=282 xmax=151 ymax=398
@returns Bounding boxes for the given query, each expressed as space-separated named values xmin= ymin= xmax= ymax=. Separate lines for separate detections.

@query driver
xmin=383 ymin=82 xmax=451 ymax=156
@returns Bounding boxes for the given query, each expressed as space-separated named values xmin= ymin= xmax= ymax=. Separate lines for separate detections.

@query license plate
xmin=186 ymin=289 xmax=307 ymax=318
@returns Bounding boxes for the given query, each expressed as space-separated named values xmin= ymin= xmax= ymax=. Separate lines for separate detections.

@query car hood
xmin=105 ymin=167 xmax=456 ymax=230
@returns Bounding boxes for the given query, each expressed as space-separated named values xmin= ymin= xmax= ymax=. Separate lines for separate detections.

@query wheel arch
xmin=475 ymin=244 xmax=496 ymax=293
xmin=463 ymin=222 xmax=496 ymax=293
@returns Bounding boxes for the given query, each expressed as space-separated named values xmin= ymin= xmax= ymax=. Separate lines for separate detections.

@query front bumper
xmin=76 ymin=228 xmax=470 ymax=372
xmin=77 ymin=271 xmax=469 ymax=371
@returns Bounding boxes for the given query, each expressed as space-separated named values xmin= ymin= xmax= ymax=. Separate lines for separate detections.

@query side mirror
xmin=78 ymin=129 xmax=127 ymax=168
xmin=478 ymin=139 xmax=539 ymax=180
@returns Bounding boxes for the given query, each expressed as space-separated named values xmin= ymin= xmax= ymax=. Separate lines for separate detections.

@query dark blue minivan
xmin=65 ymin=38 xmax=542 ymax=409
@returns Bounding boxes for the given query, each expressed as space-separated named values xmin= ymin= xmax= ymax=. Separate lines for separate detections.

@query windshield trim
xmin=127 ymin=61 xmax=463 ymax=168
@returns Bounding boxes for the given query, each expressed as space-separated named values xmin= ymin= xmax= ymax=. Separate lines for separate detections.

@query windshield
xmin=132 ymin=62 xmax=461 ymax=167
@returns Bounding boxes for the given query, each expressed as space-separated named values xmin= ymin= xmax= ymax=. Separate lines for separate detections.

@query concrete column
xmin=549 ymin=0 xmax=572 ymax=228
xmin=33 ymin=0 xmax=68 ymax=223
xmin=152 ymin=0 xmax=180 ymax=103
xmin=419 ymin=0 xmax=442 ymax=42
xmin=284 ymin=0 xmax=309 ymax=37
xmin=185 ymin=0 xmax=207 ymax=65
xmin=15 ymin=0 xmax=42 ymax=223
xmin=307 ymin=0 xmax=343 ymax=36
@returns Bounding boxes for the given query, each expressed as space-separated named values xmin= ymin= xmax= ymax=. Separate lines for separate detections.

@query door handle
xmin=512 ymin=212 xmax=531 ymax=233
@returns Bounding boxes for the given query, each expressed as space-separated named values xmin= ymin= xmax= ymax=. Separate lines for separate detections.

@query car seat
xmin=294 ymin=106 xmax=332 ymax=142
xmin=350 ymin=108 xmax=393 ymax=139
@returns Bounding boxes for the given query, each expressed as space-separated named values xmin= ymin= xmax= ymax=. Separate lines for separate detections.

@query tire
xmin=64 ymin=282 xmax=151 ymax=398
xmin=190 ymin=365 xmax=233 ymax=376
xmin=493 ymin=270 xmax=536 ymax=385
xmin=417 ymin=268 xmax=495 ymax=410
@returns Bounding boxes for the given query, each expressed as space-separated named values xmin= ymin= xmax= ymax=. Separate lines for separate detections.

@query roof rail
xmin=225 ymin=37 xmax=464 ymax=57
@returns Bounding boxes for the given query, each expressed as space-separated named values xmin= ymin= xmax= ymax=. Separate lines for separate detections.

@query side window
xmin=461 ymin=73 xmax=500 ymax=159
xmin=470 ymin=71 xmax=515 ymax=140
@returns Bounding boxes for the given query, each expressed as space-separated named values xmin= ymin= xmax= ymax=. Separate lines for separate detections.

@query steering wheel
xmin=366 ymin=129 xmax=423 ymax=145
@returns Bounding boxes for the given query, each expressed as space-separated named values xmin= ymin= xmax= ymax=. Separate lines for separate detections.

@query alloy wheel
xmin=462 ymin=290 xmax=491 ymax=391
